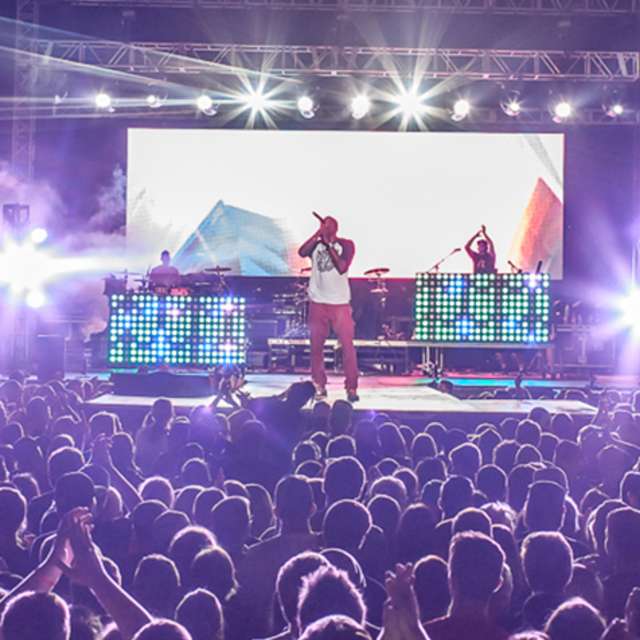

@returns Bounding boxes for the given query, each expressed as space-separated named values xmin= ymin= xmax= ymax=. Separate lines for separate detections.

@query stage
xmin=85 ymin=372 xmax=597 ymax=429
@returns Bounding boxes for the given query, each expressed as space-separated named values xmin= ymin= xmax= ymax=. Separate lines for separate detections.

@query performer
xmin=149 ymin=250 xmax=181 ymax=288
xmin=298 ymin=214 xmax=359 ymax=403
xmin=465 ymin=225 xmax=497 ymax=274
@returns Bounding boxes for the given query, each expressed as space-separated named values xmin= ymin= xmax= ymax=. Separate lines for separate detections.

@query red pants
xmin=309 ymin=301 xmax=358 ymax=391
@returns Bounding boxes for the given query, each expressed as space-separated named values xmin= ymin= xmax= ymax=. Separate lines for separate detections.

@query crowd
xmin=1 ymin=372 xmax=640 ymax=640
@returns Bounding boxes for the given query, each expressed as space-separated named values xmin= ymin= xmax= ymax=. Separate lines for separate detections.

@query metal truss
xmin=59 ymin=0 xmax=640 ymax=15
xmin=12 ymin=0 xmax=40 ymax=181
xmin=31 ymin=40 xmax=640 ymax=81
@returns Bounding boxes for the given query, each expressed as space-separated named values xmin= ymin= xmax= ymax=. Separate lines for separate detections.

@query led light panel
xmin=108 ymin=294 xmax=246 ymax=366
xmin=414 ymin=273 xmax=550 ymax=344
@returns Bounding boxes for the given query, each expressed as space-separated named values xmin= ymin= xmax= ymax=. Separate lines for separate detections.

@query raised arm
xmin=465 ymin=230 xmax=480 ymax=257
xmin=298 ymin=217 xmax=323 ymax=258
xmin=481 ymin=225 xmax=496 ymax=256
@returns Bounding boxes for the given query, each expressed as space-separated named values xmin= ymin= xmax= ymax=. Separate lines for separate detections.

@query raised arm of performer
xmin=465 ymin=229 xmax=481 ymax=258
xmin=480 ymin=225 xmax=496 ymax=258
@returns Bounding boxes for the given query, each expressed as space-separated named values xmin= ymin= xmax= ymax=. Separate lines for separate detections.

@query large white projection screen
xmin=127 ymin=129 xmax=564 ymax=278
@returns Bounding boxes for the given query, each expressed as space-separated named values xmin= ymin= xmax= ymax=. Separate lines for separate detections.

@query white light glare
xmin=297 ymin=95 xmax=316 ymax=119
xmin=26 ymin=290 xmax=46 ymax=309
xmin=196 ymin=94 xmax=218 ymax=116
xmin=395 ymin=88 xmax=426 ymax=118
xmin=146 ymin=94 xmax=164 ymax=109
xmin=621 ymin=289 xmax=640 ymax=334
xmin=553 ymin=101 xmax=572 ymax=121
xmin=94 ymin=92 xmax=112 ymax=110
xmin=608 ymin=103 xmax=624 ymax=117
xmin=243 ymin=88 xmax=271 ymax=114
xmin=351 ymin=94 xmax=371 ymax=120
xmin=451 ymin=99 xmax=471 ymax=121
xmin=504 ymin=99 xmax=522 ymax=117
xmin=30 ymin=228 xmax=48 ymax=245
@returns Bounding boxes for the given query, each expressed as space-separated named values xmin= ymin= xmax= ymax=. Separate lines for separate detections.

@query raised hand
xmin=381 ymin=564 xmax=428 ymax=640
xmin=57 ymin=508 xmax=105 ymax=588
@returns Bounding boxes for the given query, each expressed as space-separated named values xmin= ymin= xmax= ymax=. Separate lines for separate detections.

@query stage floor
xmin=86 ymin=373 xmax=597 ymax=425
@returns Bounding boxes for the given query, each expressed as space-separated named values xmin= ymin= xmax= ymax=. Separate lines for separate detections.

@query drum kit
xmin=103 ymin=266 xmax=232 ymax=297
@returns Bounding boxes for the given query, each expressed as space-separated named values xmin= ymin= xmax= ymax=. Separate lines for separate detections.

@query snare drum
xmin=170 ymin=287 xmax=190 ymax=297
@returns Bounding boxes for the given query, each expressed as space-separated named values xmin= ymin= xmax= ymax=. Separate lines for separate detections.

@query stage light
xmin=30 ymin=228 xmax=48 ymax=245
xmin=95 ymin=92 xmax=113 ymax=110
xmin=501 ymin=94 xmax=522 ymax=117
xmin=451 ymin=99 xmax=471 ymax=122
xmin=553 ymin=101 xmax=572 ymax=122
xmin=146 ymin=94 xmax=164 ymax=109
xmin=395 ymin=88 xmax=426 ymax=119
xmin=620 ymin=290 xmax=640 ymax=334
xmin=196 ymin=94 xmax=218 ymax=116
xmin=351 ymin=94 xmax=371 ymax=120
xmin=26 ymin=290 xmax=46 ymax=309
xmin=243 ymin=88 xmax=270 ymax=115
xmin=607 ymin=102 xmax=624 ymax=118
xmin=297 ymin=95 xmax=316 ymax=119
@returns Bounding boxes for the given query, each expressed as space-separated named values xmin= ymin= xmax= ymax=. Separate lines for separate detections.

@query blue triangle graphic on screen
xmin=173 ymin=200 xmax=292 ymax=276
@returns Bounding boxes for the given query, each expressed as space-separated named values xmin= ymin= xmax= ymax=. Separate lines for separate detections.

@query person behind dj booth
xmin=465 ymin=225 xmax=497 ymax=275
xmin=149 ymin=250 xmax=181 ymax=288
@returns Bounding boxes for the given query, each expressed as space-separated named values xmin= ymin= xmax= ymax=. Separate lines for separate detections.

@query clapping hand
xmin=381 ymin=564 xmax=427 ymax=640
xmin=56 ymin=507 xmax=105 ymax=589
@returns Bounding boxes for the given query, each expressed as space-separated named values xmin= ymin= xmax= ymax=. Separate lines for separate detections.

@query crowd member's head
xmin=544 ymin=598 xmax=605 ymax=640
xmin=599 ymin=445 xmax=634 ymax=496
xmin=326 ymin=436 xmax=356 ymax=459
xmin=378 ymin=423 xmax=407 ymax=460
xmin=522 ymin=532 xmax=573 ymax=594
xmin=298 ymin=615 xmax=371 ymax=640
xmin=452 ymin=507 xmax=492 ymax=537
xmin=367 ymin=494 xmax=400 ymax=541
xmin=190 ymin=546 xmax=237 ymax=601
xmin=55 ymin=471 xmax=96 ymax=517
xmin=476 ymin=465 xmax=507 ymax=503
xmin=275 ymin=475 xmax=315 ymax=531
xmin=297 ymin=566 xmax=366 ymax=634
xmin=48 ymin=446 xmax=84 ymax=486
xmin=448 ymin=532 xmax=505 ymax=608
xmin=516 ymin=420 xmax=542 ymax=448
xmin=323 ymin=499 xmax=371 ymax=552
xmin=414 ymin=555 xmax=450 ymax=622
xmin=621 ymin=471 xmax=640 ymax=508
xmin=152 ymin=510 xmax=191 ymax=554
xmin=329 ymin=401 xmax=353 ymax=436
xmin=605 ymin=506 xmax=640 ymax=570
xmin=209 ymin=497 xmax=251 ymax=553
xmin=411 ymin=433 xmax=437 ymax=464
xmin=192 ymin=487 xmax=224 ymax=527
xmin=175 ymin=589 xmax=223 ymax=640
xmin=524 ymin=481 xmax=566 ymax=533
xmin=396 ymin=504 xmax=436 ymax=564
xmin=0 ymin=487 xmax=26 ymax=541
xmin=132 ymin=620 xmax=191 ymax=640
xmin=450 ymin=443 xmax=481 ymax=479
xmin=276 ymin=552 xmax=330 ymax=635
xmin=324 ymin=457 xmax=365 ymax=504
xmin=439 ymin=475 xmax=473 ymax=519
xmin=133 ymin=554 xmax=181 ymax=618
xmin=140 ymin=476 xmax=174 ymax=508
xmin=494 ymin=440 xmax=519 ymax=474
xmin=168 ymin=526 xmax=216 ymax=584
xmin=1 ymin=592 xmax=70 ymax=640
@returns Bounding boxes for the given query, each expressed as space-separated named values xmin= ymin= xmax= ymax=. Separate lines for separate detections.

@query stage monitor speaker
xmin=35 ymin=335 xmax=65 ymax=382
xmin=111 ymin=371 xmax=214 ymax=397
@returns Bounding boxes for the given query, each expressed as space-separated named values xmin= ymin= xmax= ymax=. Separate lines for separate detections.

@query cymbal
xmin=203 ymin=266 xmax=232 ymax=273
xmin=370 ymin=287 xmax=389 ymax=294
xmin=364 ymin=267 xmax=390 ymax=276
xmin=107 ymin=270 xmax=142 ymax=277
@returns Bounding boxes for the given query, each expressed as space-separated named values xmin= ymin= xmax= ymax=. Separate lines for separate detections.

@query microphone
xmin=453 ymin=247 xmax=462 ymax=253
xmin=312 ymin=211 xmax=325 ymax=224
xmin=508 ymin=260 xmax=522 ymax=274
